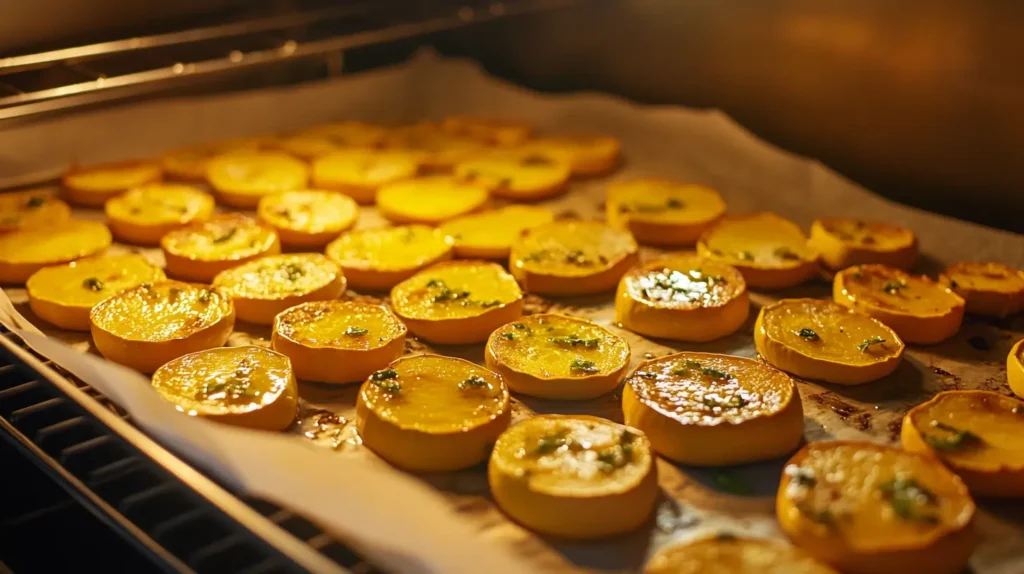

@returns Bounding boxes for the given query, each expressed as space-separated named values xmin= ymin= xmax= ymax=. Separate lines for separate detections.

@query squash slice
xmin=833 ymin=264 xmax=964 ymax=344
xmin=63 ymin=160 xmax=162 ymax=206
xmin=356 ymin=355 xmax=511 ymax=471
xmin=754 ymin=298 xmax=904 ymax=385
xmin=311 ymin=148 xmax=420 ymax=204
xmin=939 ymin=262 xmax=1024 ymax=318
xmin=518 ymin=135 xmax=620 ymax=176
xmin=105 ymin=183 xmax=214 ymax=245
xmin=213 ymin=253 xmax=345 ymax=325
xmin=325 ymin=225 xmax=452 ymax=291
xmin=27 ymin=254 xmax=165 ymax=331
xmin=0 ymin=190 xmax=70 ymax=232
xmin=606 ymin=179 xmax=726 ymax=247
xmin=486 ymin=313 xmax=630 ymax=400
xmin=777 ymin=441 xmax=976 ymax=574
xmin=272 ymin=300 xmax=406 ymax=384
xmin=510 ymin=220 xmax=638 ymax=296
xmin=257 ymin=190 xmax=358 ymax=248
xmin=809 ymin=217 xmax=917 ymax=271
xmin=622 ymin=352 xmax=803 ymax=465
xmin=152 ymin=346 xmax=297 ymax=431
xmin=390 ymin=260 xmax=522 ymax=345
xmin=902 ymin=390 xmax=1024 ymax=497
xmin=90 ymin=281 xmax=235 ymax=373
xmin=615 ymin=253 xmax=748 ymax=342
xmin=488 ymin=414 xmax=657 ymax=538
xmin=206 ymin=151 xmax=309 ymax=208
xmin=440 ymin=205 xmax=554 ymax=260
xmin=453 ymin=151 xmax=570 ymax=201
xmin=161 ymin=214 xmax=281 ymax=282
xmin=377 ymin=176 xmax=489 ymax=225
xmin=441 ymin=116 xmax=531 ymax=146
xmin=0 ymin=219 xmax=112 ymax=284
xmin=161 ymin=137 xmax=269 ymax=180
xmin=697 ymin=212 xmax=818 ymax=289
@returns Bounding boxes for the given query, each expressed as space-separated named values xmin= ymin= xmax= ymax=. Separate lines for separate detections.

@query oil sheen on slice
xmin=485 ymin=313 xmax=630 ymax=399
xmin=356 ymin=354 xmax=511 ymax=471
xmin=488 ymin=414 xmax=658 ymax=538
xmin=622 ymin=352 xmax=803 ymax=465
xmin=755 ymin=298 xmax=904 ymax=385
xmin=152 ymin=346 xmax=298 ymax=431
xmin=777 ymin=441 xmax=975 ymax=574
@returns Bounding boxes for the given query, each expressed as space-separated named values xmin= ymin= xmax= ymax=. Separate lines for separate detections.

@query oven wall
xmin=437 ymin=0 xmax=1024 ymax=232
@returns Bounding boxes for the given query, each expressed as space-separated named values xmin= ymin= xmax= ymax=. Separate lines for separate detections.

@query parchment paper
xmin=1 ymin=51 xmax=1022 ymax=573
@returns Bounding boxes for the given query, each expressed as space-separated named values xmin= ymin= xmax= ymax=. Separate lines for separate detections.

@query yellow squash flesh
xmin=325 ymin=225 xmax=452 ymax=291
xmin=104 ymin=183 xmax=215 ymax=245
xmin=161 ymin=214 xmax=281 ymax=282
xmin=213 ymin=253 xmax=345 ymax=325
xmin=256 ymin=189 xmax=358 ymax=248
xmin=606 ymin=179 xmax=727 ymax=246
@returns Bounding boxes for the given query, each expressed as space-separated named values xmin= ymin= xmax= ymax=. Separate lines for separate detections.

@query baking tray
xmin=1 ymin=52 xmax=1022 ymax=573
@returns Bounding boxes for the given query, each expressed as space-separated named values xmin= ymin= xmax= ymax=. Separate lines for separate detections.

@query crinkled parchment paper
xmin=1 ymin=51 xmax=1022 ymax=573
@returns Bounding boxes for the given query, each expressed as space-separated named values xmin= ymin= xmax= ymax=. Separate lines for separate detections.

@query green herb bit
xmin=564 ymin=249 xmax=589 ymax=265
xmin=502 ymin=332 xmax=515 ymax=340
xmin=197 ymin=290 xmax=212 ymax=304
xmin=620 ymin=430 xmax=637 ymax=444
xmin=699 ymin=366 xmax=732 ymax=380
xmin=596 ymin=445 xmax=632 ymax=472
xmin=459 ymin=375 xmax=489 ymax=390
xmin=773 ymin=246 xmax=801 ymax=261
xmin=858 ymin=336 xmax=886 ymax=352
xmin=370 ymin=369 xmax=398 ymax=381
xmin=786 ymin=465 xmax=817 ymax=487
xmin=82 ymin=277 xmax=104 ymax=291
xmin=796 ymin=502 xmax=836 ymax=526
xmin=666 ymin=198 xmax=685 ymax=209
xmin=512 ymin=323 xmax=529 ymax=330
xmin=711 ymin=469 xmax=753 ymax=495
xmin=283 ymin=264 xmax=304 ymax=281
xmin=685 ymin=360 xmax=703 ymax=369
xmin=480 ymin=300 xmax=502 ymax=308
xmin=736 ymin=251 xmax=755 ymax=261
xmin=702 ymin=394 xmax=747 ymax=409
xmin=635 ymin=371 xmax=657 ymax=379
xmin=547 ymin=333 xmax=600 ymax=348
xmin=534 ymin=430 xmax=569 ymax=454
xmin=425 ymin=279 xmax=446 ymax=288
xmin=879 ymin=477 xmax=939 ymax=524
xmin=168 ymin=287 xmax=182 ymax=302
xmin=431 ymin=287 xmax=471 ymax=303
xmin=25 ymin=196 xmax=46 ymax=208
xmin=883 ymin=281 xmax=905 ymax=294
xmin=949 ymin=279 xmax=959 ymax=289
xmin=372 ymin=379 xmax=401 ymax=393
xmin=570 ymin=357 xmax=599 ymax=374
xmin=212 ymin=227 xmax=238 ymax=243
xmin=925 ymin=421 xmax=983 ymax=451
xmin=522 ymin=250 xmax=548 ymax=263
xmin=344 ymin=326 xmax=369 ymax=337
xmin=797 ymin=328 xmax=820 ymax=341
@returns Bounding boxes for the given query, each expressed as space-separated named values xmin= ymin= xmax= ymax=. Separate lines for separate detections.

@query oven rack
xmin=0 ymin=0 xmax=579 ymax=123
xmin=0 ymin=327 xmax=378 ymax=574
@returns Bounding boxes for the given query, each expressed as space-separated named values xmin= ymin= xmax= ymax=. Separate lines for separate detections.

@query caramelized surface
xmin=488 ymin=314 xmax=629 ymax=378
xmin=90 ymin=281 xmax=232 ymax=341
xmin=621 ymin=254 xmax=745 ymax=309
xmin=391 ymin=261 xmax=521 ymax=320
xmin=942 ymin=262 xmax=1024 ymax=295
xmin=275 ymin=300 xmax=405 ymax=350
xmin=626 ymin=353 xmax=794 ymax=426
xmin=453 ymin=151 xmax=569 ymax=194
xmin=360 ymin=355 xmax=508 ymax=432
